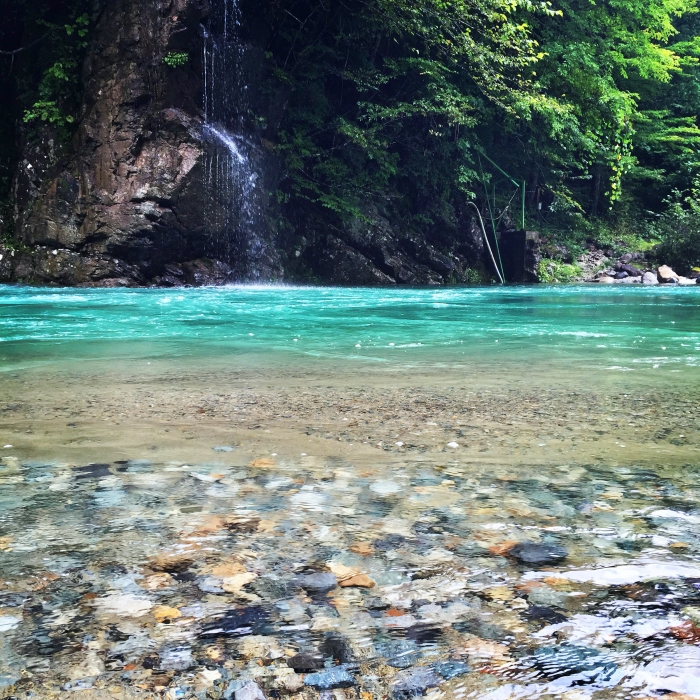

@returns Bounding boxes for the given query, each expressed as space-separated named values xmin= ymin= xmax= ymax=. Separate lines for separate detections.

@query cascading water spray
xmin=202 ymin=0 xmax=269 ymax=280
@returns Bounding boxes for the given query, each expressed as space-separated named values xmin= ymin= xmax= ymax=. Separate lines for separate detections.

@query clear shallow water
xmin=2 ymin=284 xmax=700 ymax=699
xmin=0 ymin=285 xmax=699 ymax=374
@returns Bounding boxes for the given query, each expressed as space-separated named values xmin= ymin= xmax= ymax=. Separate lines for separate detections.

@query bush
xmin=537 ymin=259 xmax=581 ymax=283
xmin=650 ymin=184 xmax=700 ymax=274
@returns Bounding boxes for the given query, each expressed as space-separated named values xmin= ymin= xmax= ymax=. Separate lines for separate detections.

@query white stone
xmin=650 ymin=509 xmax=700 ymax=523
xmin=370 ymin=480 xmax=402 ymax=495
xmin=235 ymin=682 xmax=266 ymax=700
xmin=0 ymin=616 xmax=21 ymax=632
xmin=626 ymin=646 xmax=700 ymax=695
xmin=93 ymin=594 xmax=154 ymax=617
xmin=526 ymin=561 xmax=700 ymax=586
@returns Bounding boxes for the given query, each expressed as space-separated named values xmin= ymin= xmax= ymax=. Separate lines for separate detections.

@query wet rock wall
xmin=3 ymin=0 xmax=210 ymax=287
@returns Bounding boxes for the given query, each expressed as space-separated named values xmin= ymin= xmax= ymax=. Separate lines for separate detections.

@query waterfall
xmin=202 ymin=0 xmax=269 ymax=280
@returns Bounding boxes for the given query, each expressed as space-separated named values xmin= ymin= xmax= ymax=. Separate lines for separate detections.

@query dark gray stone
xmin=293 ymin=573 xmax=338 ymax=592
xmin=620 ymin=263 xmax=642 ymax=276
xmin=287 ymin=652 xmax=324 ymax=672
xmin=320 ymin=634 xmax=355 ymax=664
xmin=454 ymin=617 xmax=509 ymax=641
xmin=524 ymin=606 xmax=568 ymax=624
xmin=509 ymin=542 xmax=568 ymax=565
xmin=250 ymin=576 xmax=290 ymax=600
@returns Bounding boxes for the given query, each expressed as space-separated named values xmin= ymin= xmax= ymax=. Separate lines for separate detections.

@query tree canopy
xmin=251 ymin=0 xmax=700 ymax=249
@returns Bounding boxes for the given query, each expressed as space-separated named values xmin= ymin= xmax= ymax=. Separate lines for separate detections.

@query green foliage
xmin=163 ymin=52 xmax=189 ymax=68
xmin=263 ymin=0 xmax=561 ymax=225
xmin=509 ymin=0 xmax=700 ymax=218
xmin=649 ymin=181 xmax=700 ymax=271
xmin=463 ymin=267 xmax=490 ymax=284
xmin=5 ymin=0 xmax=700 ymax=273
xmin=23 ymin=99 xmax=73 ymax=125
xmin=537 ymin=258 xmax=581 ymax=282
xmin=257 ymin=0 xmax=700 ymax=254
xmin=20 ymin=11 xmax=91 ymax=135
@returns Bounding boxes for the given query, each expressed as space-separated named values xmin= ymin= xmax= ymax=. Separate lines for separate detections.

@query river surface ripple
xmin=0 ymin=285 xmax=699 ymax=699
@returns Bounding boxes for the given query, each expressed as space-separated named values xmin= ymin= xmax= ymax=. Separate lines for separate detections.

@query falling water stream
xmin=202 ymin=0 xmax=267 ymax=279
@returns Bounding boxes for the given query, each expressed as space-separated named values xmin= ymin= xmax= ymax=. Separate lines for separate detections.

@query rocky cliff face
xmin=2 ymin=0 xmax=211 ymax=286
xmin=0 ymin=0 xmax=509 ymax=287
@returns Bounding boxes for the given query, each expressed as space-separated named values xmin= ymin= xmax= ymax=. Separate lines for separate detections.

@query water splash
xmin=203 ymin=124 xmax=246 ymax=165
xmin=202 ymin=0 xmax=270 ymax=280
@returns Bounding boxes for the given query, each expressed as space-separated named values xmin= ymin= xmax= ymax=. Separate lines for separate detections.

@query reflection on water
xmin=0 ymin=285 xmax=699 ymax=698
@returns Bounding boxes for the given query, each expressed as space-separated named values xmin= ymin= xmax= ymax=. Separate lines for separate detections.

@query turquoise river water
xmin=0 ymin=285 xmax=699 ymax=373
xmin=0 ymin=284 xmax=700 ymax=700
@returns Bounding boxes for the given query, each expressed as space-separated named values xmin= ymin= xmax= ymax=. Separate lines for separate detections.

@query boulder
xmin=596 ymin=276 xmax=615 ymax=284
xmin=658 ymin=265 xmax=680 ymax=282
xmin=642 ymin=271 xmax=659 ymax=285
xmin=620 ymin=263 xmax=642 ymax=276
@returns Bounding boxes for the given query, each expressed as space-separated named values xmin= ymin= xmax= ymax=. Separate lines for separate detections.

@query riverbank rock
xmin=577 ymin=248 xmax=609 ymax=280
xmin=642 ymin=271 xmax=659 ymax=285
xmin=658 ymin=265 xmax=680 ymax=282
xmin=620 ymin=252 xmax=644 ymax=263
xmin=616 ymin=262 xmax=643 ymax=276
xmin=596 ymin=275 xmax=615 ymax=284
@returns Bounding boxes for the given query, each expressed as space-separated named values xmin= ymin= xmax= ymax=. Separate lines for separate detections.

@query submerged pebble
xmin=304 ymin=667 xmax=355 ymax=689
xmin=391 ymin=667 xmax=441 ymax=698
xmin=509 ymin=542 xmax=568 ymax=564
xmin=1 ymin=448 xmax=700 ymax=699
